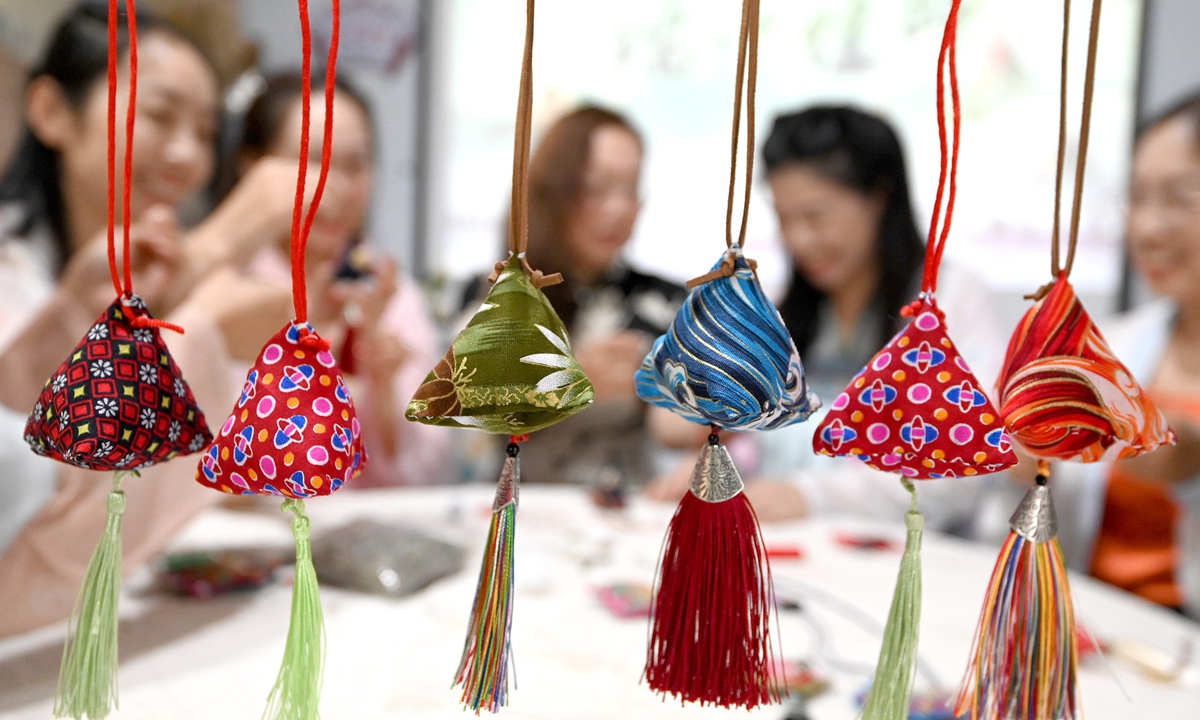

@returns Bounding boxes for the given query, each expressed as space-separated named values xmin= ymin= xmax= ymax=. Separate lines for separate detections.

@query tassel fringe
xmin=456 ymin=448 xmax=519 ymax=713
xmin=55 ymin=473 xmax=128 ymax=720
xmin=955 ymin=511 xmax=1078 ymax=719
xmin=264 ymin=499 xmax=326 ymax=720
xmin=862 ymin=480 xmax=924 ymax=720
xmin=644 ymin=438 xmax=779 ymax=709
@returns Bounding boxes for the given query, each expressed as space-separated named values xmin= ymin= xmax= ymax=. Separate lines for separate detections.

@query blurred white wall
xmin=423 ymin=0 xmax=1145 ymax=328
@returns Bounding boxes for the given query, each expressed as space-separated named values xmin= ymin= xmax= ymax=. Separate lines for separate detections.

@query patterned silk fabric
xmin=997 ymin=274 xmax=1174 ymax=462
xmin=812 ymin=297 xmax=1017 ymax=479
xmin=197 ymin=322 xmax=367 ymax=498
xmin=25 ymin=296 xmax=212 ymax=471
xmin=635 ymin=248 xmax=820 ymax=431
xmin=407 ymin=253 xmax=594 ymax=434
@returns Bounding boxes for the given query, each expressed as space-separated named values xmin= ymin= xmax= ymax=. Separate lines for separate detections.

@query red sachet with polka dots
xmin=812 ymin=297 xmax=1017 ymax=480
xmin=25 ymin=295 xmax=212 ymax=471
xmin=196 ymin=321 xmax=366 ymax=498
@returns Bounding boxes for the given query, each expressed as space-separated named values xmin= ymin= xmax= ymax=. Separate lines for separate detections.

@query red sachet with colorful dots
xmin=25 ymin=295 xmax=212 ymax=471
xmin=196 ymin=322 xmax=366 ymax=498
xmin=812 ymin=297 xmax=1017 ymax=479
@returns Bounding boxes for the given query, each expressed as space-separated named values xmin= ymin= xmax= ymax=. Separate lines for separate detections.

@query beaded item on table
xmin=404 ymin=1 xmax=593 ymax=712
xmin=957 ymin=3 xmax=1173 ymax=719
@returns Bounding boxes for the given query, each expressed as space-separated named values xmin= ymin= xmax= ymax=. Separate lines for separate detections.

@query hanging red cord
xmin=121 ymin=0 xmax=138 ymax=296
xmin=105 ymin=0 xmax=138 ymax=298
xmin=921 ymin=0 xmax=962 ymax=296
xmin=290 ymin=0 xmax=341 ymax=340
xmin=105 ymin=0 xmax=120 ymax=299
xmin=102 ymin=0 xmax=185 ymax=333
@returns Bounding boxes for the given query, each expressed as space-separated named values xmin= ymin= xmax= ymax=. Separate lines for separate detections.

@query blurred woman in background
xmin=464 ymin=105 xmax=687 ymax=488
xmin=1042 ymin=96 xmax=1200 ymax=616
xmin=0 ymin=1 xmax=242 ymax=637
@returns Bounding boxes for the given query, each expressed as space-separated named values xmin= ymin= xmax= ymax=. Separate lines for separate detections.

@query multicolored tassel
xmin=955 ymin=464 xmax=1078 ymax=720
xmin=644 ymin=429 xmax=780 ymax=709
xmin=54 ymin=473 xmax=131 ymax=720
xmin=264 ymin=499 xmax=326 ymax=720
xmin=861 ymin=479 xmax=924 ymax=720
xmin=456 ymin=438 xmax=520 ymax=713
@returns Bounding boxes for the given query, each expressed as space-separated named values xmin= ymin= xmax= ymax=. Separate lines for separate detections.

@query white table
xmin=2 ymin=485 xmax=1198 ymax=719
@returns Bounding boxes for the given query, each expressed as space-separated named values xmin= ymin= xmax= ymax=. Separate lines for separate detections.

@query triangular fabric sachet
xmin=407 ymin=252 xmax=594 ymax=434
xmin=25 ymin=295 xmax=212 ymax=470
xmin=813 ymin=296 xmax=1017 ymax=479
xmin=636 ymin=248 xmax=820 ymax=430
xmin=196 ymin=321 xmax=367 ymax=498
xmin=996 ymin=274 xmax=1174 ymax=462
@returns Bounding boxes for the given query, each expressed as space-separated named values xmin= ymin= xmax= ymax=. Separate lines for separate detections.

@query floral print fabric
xmin=25 ymin=296 xmax=212 ymax=470
xmin=407 ymin=253 xmax=594 ymax=434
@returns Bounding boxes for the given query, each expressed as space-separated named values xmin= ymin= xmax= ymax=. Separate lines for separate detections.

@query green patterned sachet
xmin=406 ymin=254 xmax=593 ymax=434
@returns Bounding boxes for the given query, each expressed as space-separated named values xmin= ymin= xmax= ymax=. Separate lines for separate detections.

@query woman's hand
xmin=643 ymin=456 xmax=694 ymax=502
xmin=60 ymin=204 xmax=182 ymax=318
xmin=187 ymin=157 xmax=309 ymax=268
xmin=185 ymin=268 xmax=292 ymax=361
xmin=575 ymin=330 xmax=650 ymax=403
xmin=742 ymin=480 xmax=810 ymax=523
xmin=0 ymin=207 xmax=183 ymax=411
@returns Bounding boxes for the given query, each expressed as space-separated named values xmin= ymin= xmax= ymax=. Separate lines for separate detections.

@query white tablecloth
xmin=2 ymin=485 xmax=1198 ymax=719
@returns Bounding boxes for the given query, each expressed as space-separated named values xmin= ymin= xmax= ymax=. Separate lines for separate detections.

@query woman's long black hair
xmin=0 ymin=1 xmax=189 ymax=271
xmin=763 ymin=106 xmax=925 ymax=355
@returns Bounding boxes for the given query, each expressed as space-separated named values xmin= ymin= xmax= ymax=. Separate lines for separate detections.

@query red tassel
xmin=644 ymin=440 xmax=780 ymax=708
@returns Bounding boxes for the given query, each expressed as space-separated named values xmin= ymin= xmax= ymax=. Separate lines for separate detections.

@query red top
xmin=1090 ymin=392 xmax=1200 ymax=607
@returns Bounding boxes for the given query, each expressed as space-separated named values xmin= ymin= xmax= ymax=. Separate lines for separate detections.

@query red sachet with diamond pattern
xmin=812 ymin=298 xmax=1015 ymax=479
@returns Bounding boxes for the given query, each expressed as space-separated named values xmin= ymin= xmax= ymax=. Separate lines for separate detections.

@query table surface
xmin=2 ymin=485 xmax=1198 ymax=720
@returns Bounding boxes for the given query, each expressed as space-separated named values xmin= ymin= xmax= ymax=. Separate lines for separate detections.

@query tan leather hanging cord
xmin=489 ymin=0 xmax=562 ymax=289
xmin=1031 ymin=0 xmax=1102 ymax=300
xmin=687 ymin=0 xmax=761 ymax=289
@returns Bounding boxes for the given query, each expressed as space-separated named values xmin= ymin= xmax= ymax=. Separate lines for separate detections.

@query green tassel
xmin=862 ymin=479 xmax=924 ymax=720
xmin=264 ymin=499 xmax=326 ymax=720
xmin=55 ymin=473 xmax=129 ymax=720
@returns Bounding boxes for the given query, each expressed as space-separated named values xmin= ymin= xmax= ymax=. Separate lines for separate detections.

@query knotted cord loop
xmin=921 ymin=0 xmax=962 ymax=295
xmin=688 ymin=0 xmax=760 ymax=289
xmin=105 ymin=0 xmax=138 ymax=300
xmin=1050 ymin=0 xmax=1102 ymax=279
xmin=296 ymin=325 xmax=332 ymax=352
xmin=289 ymin=0 xmax=341 ymax=324
xmin=490 ymin=0 xmax=560 ymax=288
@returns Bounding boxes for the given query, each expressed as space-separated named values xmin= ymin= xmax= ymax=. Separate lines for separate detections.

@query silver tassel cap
xmin=689 ymin=441 xmax=744 ymax=503
xmin=1008 ymin=484 xmax=1058 ymax=543
xmin=493 ymin=455 xmax=519 ymax=511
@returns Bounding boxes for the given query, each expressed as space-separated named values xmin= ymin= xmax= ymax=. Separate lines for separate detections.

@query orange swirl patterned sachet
xmin=996 ymin=274 xmax=1174 ymax=462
